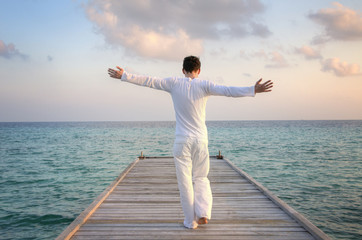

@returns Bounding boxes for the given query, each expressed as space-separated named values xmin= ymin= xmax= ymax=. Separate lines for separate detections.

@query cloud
xmin=310 ymin=35 xmax=330 ymax=45
xmin=243 ymin=73 xmax=252 ymax=78
xmin=294 ymin=45 xmax=361 ymax=77
xmin=295 ymin=45 xmax=322 ymax=60
xmin=111 ymin=24 xmax=203 ymax=61
xmin=321 ymin=57 xmax=361 ymax=77
xmin=294 ymin=45 xmax=360 ymax=77
xmin=250 ymin=22 xmax=272 ymax=38
xmin=0 ymin=40 xmax=27 ymax=60
xmin=309 ymin=2 xmax=362 ymax=41
xmin=242 ymin=49 xmax=289 ymax=68
xmin=210 ymin=47 xmax=227 ymax=57
xmin=265 ymin=51 xmax=289 ymax=68
xmin=84 ymin=0 xmax=271 ymax=60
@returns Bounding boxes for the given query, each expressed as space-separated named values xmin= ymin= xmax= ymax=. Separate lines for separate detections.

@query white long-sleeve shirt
xmin=121 ymin=72 xmax=255 ymax=141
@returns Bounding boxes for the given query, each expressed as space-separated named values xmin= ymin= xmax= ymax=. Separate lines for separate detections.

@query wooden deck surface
xmin=57 ymin=156 xmax=330 ymax=240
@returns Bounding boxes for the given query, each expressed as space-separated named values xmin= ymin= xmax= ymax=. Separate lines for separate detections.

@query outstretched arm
xmin=108 ymin=66 xmax=124 ymax=79
xmin=255 ymin=79 xmax=273 ymax=94
xmin=107 ymin=66 xmax=174 ymax=92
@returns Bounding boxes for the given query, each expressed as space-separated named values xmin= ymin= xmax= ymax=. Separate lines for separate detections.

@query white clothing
xmin=121 ymin=72 xmax=255 ymax=228
xmin=173 ymin=138 xmax=211 ymax=229
xmin=121 ymin=72 xmax=255 ymax=141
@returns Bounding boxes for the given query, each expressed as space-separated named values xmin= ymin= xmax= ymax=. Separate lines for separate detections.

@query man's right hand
xmin=108 ymin=66 xmax=124 ymax=79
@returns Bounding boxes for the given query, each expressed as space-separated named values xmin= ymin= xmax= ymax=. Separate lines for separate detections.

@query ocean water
xmin=0 ymin=120 xmax=361 ymax=240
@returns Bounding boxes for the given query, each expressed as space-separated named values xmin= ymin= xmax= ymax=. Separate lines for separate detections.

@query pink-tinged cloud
xmin=85 ymin=1 xmax=202 ymax=61
xmin=295 ymin=45 xmax=322 ymax=60
xmin=0 ymin=40 xmax=27 ymax=60
xmin=321 ymin=58 xmax=361 ymax=77
xmin=265 ymin=51 xmax=289 ymax=68
xmin=309 ymin=2 xmax=362 ymax=41
xmin=240 ymin=49 xmax=289 ymax=68
xmin=84 ymin=0 xmax=271 ymax=61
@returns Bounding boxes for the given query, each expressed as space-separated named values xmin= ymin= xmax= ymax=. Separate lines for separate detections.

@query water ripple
xmin=0 ymin=120 xmax=361 ymax=239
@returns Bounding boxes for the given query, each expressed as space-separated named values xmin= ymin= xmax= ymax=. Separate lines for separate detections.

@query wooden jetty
xmin=57 ymin=155 xmax=330 ymax=240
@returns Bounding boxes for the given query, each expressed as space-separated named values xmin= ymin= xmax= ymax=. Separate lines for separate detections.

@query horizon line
xmin=0 ymin=119 xmax=361 ymax=123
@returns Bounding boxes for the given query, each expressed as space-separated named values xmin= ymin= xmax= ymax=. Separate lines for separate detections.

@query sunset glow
xmin=1 ymin=0 xmax=361 ymax=121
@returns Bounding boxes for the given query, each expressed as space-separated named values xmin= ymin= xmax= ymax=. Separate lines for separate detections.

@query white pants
xmin=173 ymin=138 xmax=212 ymax=229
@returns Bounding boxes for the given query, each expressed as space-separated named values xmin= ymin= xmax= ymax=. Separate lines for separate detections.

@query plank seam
xmin=222 ymin=157 xmax=331 ymax=240
xmin=56 ymin=157 xmax=140 ymax=240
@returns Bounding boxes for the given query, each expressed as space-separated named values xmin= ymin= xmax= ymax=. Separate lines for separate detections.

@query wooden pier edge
xmin=222 ymin=157 xmax=331 ymax=240
xmin=56 ymin=157 xmax=141 ymax=240
xmin=56 ymin=154 xmax=331 ymax=240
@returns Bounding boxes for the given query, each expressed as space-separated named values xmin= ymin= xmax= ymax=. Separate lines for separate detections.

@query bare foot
xmin=198 ymin=217 xmax=208 ymax=225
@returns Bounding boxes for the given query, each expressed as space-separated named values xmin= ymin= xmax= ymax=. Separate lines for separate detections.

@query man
xmin=108 ymin=56 xmax=273 ymax=229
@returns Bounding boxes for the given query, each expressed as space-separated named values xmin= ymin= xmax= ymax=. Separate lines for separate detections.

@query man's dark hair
xmin=183 ymin=56 xmax=201 ymax=73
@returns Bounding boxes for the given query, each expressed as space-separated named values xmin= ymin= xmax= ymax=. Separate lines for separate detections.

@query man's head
xmin=183 ymin=56 xmax=201 ymax=74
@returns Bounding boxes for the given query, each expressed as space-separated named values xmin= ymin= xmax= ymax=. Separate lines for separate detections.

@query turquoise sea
xmin=0 ymin=120 xmax=361 ymax=240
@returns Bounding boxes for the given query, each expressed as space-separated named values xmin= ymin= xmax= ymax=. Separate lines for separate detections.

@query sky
xmin=1 ymin=0 xmax=362 ymax=122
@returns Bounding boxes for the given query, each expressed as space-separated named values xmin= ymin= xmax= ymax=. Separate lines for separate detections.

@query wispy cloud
xmin=265 ymin=51 xmax=289 ymax=68
xmin=47 ymin=55 xmax=53 ymax=62
xmin=321 ymin=57 xmax=361 ymax=77
xmin=294 ymin=45 xmax=361 ymax=77
xmin=84 ymin=0 xmax=271 ymax=60
xmin=210 ymin=47 xmax=227 ymax=57
xmin=295 ymin=45 xmax=322 ymax=60
xmin=309 ymin=2 xmax=362 ymax=42
xmin=0 ymin=40 xmax=27 ymax=60
xmin=240 ymin=49 xmax=289 ymax=68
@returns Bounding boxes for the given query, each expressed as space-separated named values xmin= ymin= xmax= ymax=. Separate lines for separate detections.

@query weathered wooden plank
xmin=222 ymin=158 xmax=331 ymax=240
xmin=90 ymin=211 xmax=292 ymax=217
xmin=79 ymin=225 xmax=305 ymax=232
xmin=94 ymin=209 xmax=286 ymax=215
xmin=80 ymin=222 xmax=303 ymax=228
xmin=71 ymin=235 xmax=314 ymax=240
xmin=84 ymin=218 xmax=299 ymax=226
xmin=74 ymin=230 xmax=314 ymax=237
xmin=56 ymin=156 xmax=330 ymax=240
xmin=55 ymin=158 xmax=140 ymax=240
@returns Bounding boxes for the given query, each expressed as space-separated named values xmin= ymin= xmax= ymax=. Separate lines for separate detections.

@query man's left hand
xmin=255 ymin=79 xmax=273 ymax=93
